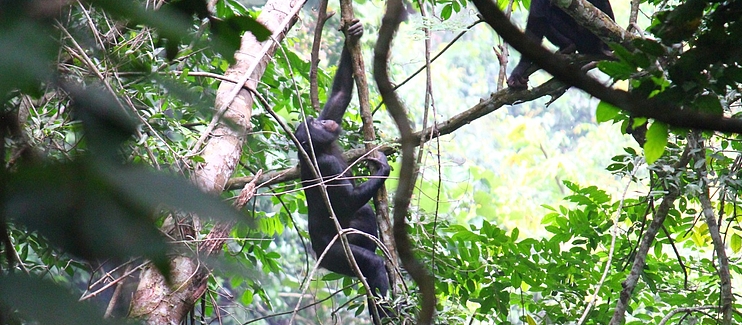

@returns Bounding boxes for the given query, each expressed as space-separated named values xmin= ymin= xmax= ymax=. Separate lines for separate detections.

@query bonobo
xmin=507 ymin=0 xmax=615 ymax=89
xmin=294 ymin=19 xmax=392 ymax=324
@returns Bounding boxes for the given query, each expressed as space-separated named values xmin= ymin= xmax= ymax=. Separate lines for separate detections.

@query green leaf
xmin=644 ymin=122 xmax=668 ymax=164
xmin=241 ymin=290 xmax=254 ymax=305
xmin=225 ymin=15 xmax=270 ymax=41
xmin=606 ymin=163 xmax=625 ymax=171
xmin=452 ymin=0 xmax=461 ymax=12
xmin=6 ymin=162 xmax=171 ymax=268
xmin=511 ymin=272 xmax=522 ymax=287
xmin=596 ymin=101 xmax=622 ymax=122
xmin=633 ymin=38 xmax=666 ymax=57
xmin=441 ymin=4 xmax=453 ymax=19
xmin=0 ymin=18 xmax=59 ymax=96
xmin=511 ymin=227 xmax=520 ymax=240
xmin=597 ymin=61 xmax=636 ymax=80
xmin=632 ymin=117 xmax=648 ymax=129
xmin=101 ymin=164 xmax=243 ymax=223
xmin=609 ymin=43 xmax=639 ymax=69
xmin=731 ymin=233 xmax=742 ymax=253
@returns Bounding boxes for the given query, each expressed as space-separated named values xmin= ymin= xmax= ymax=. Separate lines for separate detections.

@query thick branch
xmin=552 ymin=0 xmax=635 ymax=50
xmin=225 ymin=78 xmax=568 ymax=190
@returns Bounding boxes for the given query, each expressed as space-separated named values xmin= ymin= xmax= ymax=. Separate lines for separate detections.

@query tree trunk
xmin=128 ymin=0 xmax=306 ymax=323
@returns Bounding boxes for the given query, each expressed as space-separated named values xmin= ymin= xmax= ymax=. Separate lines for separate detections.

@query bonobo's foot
xmin=602 ymin=48 xmax=616 ymax=59
xmin=557 ymin=43 xmax=577 ymax=54
xmin=507 ymin=74 xmax=529 ymax=90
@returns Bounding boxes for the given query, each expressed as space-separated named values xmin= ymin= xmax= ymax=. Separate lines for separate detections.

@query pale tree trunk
xmin=128 ymin=0 xmax=306 ymax=323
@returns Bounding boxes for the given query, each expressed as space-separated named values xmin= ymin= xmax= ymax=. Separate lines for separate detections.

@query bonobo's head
xmin=295 ymin=117 xmax=341 ymax=150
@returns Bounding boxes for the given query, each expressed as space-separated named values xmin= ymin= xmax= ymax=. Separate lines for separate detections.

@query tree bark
xmin=128 ymin=1 xmax=306 ymax=323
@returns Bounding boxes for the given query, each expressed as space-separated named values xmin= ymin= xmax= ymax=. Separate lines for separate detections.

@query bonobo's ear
xmin=296 ymin=117 xmax=313 ymax=133
xmin=295 ymin=120 xmax=307 ymax=141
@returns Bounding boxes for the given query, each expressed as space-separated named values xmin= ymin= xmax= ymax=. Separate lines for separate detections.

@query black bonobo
xmin=507 ymin=0 xmax=615 ymax=89
xmin=294 ymin=19 xmax=392 ymax=323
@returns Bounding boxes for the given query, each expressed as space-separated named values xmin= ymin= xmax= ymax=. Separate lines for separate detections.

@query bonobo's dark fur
xmin=507 ymin=0 xmax=615 ymax=89
xmin=294 ymin=19 xmax=392 ymax=324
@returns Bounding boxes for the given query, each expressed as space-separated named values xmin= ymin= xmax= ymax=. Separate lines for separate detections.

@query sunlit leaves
xmin=595 ymin=100 xmax=621 ymax=123
xmin=419 ymin=180 xmax=622 ymax=323
xmin=439 ymin=0 xmax=465 ymax=19
xmin=731 ymin=233 xmax=742 ymax=253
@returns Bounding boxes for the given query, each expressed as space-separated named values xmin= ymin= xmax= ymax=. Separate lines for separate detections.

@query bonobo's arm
xmin=318 ymin=20 xmax=364 ymax=123
xmin=347 ymin=153 xmax=391 ymax=212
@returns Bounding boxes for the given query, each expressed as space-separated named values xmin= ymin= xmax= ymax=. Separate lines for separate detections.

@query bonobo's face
xmin=313 ymin=118 xmax=339 ymax=134
xmin=295 ymin=117 xmax=341 ymax=149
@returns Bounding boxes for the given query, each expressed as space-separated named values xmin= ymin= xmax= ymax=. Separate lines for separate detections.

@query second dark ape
xmin=507 ymin=0 xmax=615 ymax=89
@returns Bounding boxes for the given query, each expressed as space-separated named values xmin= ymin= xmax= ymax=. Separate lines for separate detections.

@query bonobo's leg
xmin=591 ymin=0 xmax=615 ymax=21
xmin=318 ymin=19 xmax=364 ymax=123
xmin=597 ymin=0 xmax=615 ymax=54
xmin=319 ymin=242 xmax=389 ymax=296
xmin=319 ymin=241 xmax=390 ymax=324
xmin=348 ymin=205 xmax=379 ymax=251
xmin=507 ymin=14 xmax=548 ymax=89
xmin=544 ymin=23 xmax=578 ymax=54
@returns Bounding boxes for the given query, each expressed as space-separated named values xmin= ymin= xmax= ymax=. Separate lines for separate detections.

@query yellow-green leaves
xmin=595 ymin=101 xmax=621 ymax=123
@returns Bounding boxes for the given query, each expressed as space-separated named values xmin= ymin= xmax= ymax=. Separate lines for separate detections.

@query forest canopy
xmin=1 ymin=0 xmax=742 ymax=324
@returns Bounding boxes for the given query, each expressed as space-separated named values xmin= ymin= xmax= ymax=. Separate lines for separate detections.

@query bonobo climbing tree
xmin=294 ymin=19 xmax=392 ymax=324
